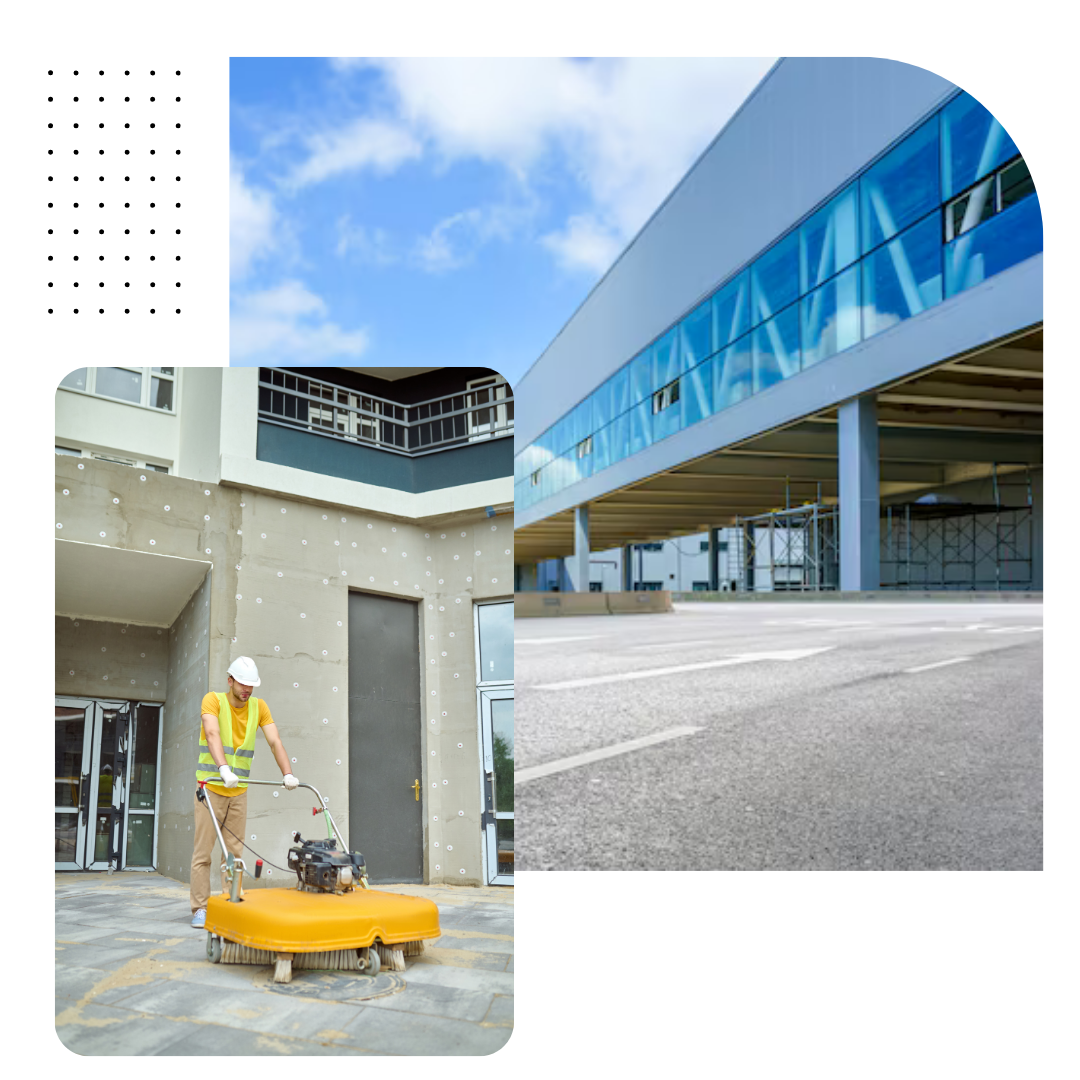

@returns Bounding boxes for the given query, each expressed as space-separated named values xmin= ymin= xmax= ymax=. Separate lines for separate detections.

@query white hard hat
xmin=227 ymin=656 xmax=261 ymax=687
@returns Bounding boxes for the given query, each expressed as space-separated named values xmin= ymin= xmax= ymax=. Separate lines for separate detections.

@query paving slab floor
xmin=55 ymin=871 xmax=513 ymax=1056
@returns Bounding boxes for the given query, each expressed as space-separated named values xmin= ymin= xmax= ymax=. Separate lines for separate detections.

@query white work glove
xmin=282 ymin=773 xmax=299 ymax=790
xmin=218 ymin=765 xmax=239 ymax=789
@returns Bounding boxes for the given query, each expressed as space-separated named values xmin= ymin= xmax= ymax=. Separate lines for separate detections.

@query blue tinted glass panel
xmin=560 ymin=450 xmax=580 ymax=490
xmin=551 ymin=413 xmax=572 ymax=456
xmin=608 ymin=412 xmax=629 ymax=466
xmin=800 ymin=185 xmax=859 ymax=293
xmin=801 ymin=266 xmax=860 ymax=369
xmin=570 ymin=398 xmax=591 ymax=447
xmin=629 ymin=399 xmax=653 ymax=457
xmin=652 ymin=386 xmax=683 ymax=443
xmin=713 ymin=270 xmax=750 ymax=347
xmin=941 ymin=91 xmax=1020 ymax=200
xmin=593 ymin=377 xmax=613 ymax=431
xmin=575 ymin=445 xmax=594 ymax=481
xmin=610 ymin=366 xmax=630 ymax=416
xmin=630 ymin=348 xmax=653 ymax=405
xmin=752 ymin=304 xmax=801 ymax=393
xmin=751 ymin=230 xmax=799 ymax=325
xmin=652 ymin=328 xmax=679 ymax=389
xmin=945 ymin=194 xmax=1042 ymax=298
xmin=593 ymin=423 xmax=611 ymax=472
xmin=714 ymin=337 xmax=752 ymax=411
xmin=682 ymin=358 xmax=712 ymax=429
xmin=861 ymin=117 xmax=939 ymax=253
xmin=680 ymin=299 xmax=714 ymax=373
xmin=862 ymin=212 xmax=944 ymax=340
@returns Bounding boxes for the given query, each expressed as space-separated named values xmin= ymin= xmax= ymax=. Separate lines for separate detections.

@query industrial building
xmin=514 ymin=58 xmax=1042 ymax=594
xmin=55 ymin=365 xmax=514 ymax=887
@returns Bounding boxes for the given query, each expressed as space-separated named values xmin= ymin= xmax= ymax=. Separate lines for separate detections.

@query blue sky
xmin=229 ymin=58 xmax=777 ymax=389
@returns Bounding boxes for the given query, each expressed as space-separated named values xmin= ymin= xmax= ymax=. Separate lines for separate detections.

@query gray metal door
xmin=347 ymin=591 xmax=423 ymax=883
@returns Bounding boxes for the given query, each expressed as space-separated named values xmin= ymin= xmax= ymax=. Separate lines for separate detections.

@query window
xmin=57 ymin=367 xmax=176 ymax=412
xmin=576 ymin=435 xmax=593 ymax=459
xmin=652 ymin=379 xmax=680 ymax=414
xmin=700 ymin=540 xmax=729 ymax=553
xmin=945 ymin=156 xmax=1033 ymax=241
xmin=635 ymin=542 xmax=663 ymax=552
xmin=530 ymin=469 xmax=541 ymax=486
xmin=54 ymin=446 xmax=170 ymax=473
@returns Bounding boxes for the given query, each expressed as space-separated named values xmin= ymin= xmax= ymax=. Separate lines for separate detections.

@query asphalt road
xmin=515 ymin=602 xmax=1042 ymax=871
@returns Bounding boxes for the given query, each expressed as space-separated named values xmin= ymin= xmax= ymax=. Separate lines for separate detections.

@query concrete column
xmin=838 ymin=394 xmax=881 ymax=591
xmin=622 ymin=545 xmax=634 ymax=591
xmin=707 ymin=528 xmax=720 ymax=591
xmin=565 ymin=505 xmax=590 ymax=592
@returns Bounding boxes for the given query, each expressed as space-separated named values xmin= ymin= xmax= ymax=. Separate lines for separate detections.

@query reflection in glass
xmin=59 ymin=369 xmax=88 ymax=391
xmin=682 ymin=359 xmax=713 ymax=429
xmin=751 ymin=230 xmax=799 ymax=327
xmin=126 ymin=816 xmax=154 ymax=866
xmin=945 ymin=195 xmax=1042 ymax=298
xmin=941 ymin=91 xmax=1019 ymax=200
xmin=495 ymin=818 xmax=514 ymax=876
xmin=131 ymin=706 xmax=159 ymax=810
xmin=862 ymin=213 xmax=944 ymax=339
xmin=150 ymin=376 xmax=174 ymax=410
xmin=801 ymin=266 xmax=860 ymax=369
xmin=95 ymin=367 xmax=143 ymax=404
xmin=714 ymin=338 xmax=752 ymax=411
xmin=801 ymin=185 xmax=859 ymax=293
xmin=94 ymin=813 xmax=111 ymax=863
xmin=55 ymin=706 xmax=87 ymax=810
xmin=753 ymin=304 xmax=801 ymax=393
xmin=653 ymin=329 xmax=679 ymax=389
xmin=680 ymin=299 xmax=714 ymax=373
xmin=948 ymin=177 xmax=995 ymax=240
xmin=630 ymin=348 xmax=653 ymax=405
xmin=713 ymin=271 xmax=749 ymax=347
xmin=999 ymin=158 xmax=1034 ymax=210
xmin=478 ymin=602 xmax=513 ymax=682
xmin=651 ymin=379 xmax=682 ymax=443
xmin=491 ymin=698 xmax=513 ymax=812
xmin=55 ymin=813 xmax=78 ymax=864
xmin=629 ymin=399 xmax=653 ymax=457
xmin=861 ymin=117 xmax=939 ymax=253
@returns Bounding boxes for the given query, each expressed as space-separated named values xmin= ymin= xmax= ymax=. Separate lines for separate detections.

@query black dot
xmin=124 ymin=202 xmax=129 ymax=208
xmin=125 ymin=308 xmax=130 ymax=313
xmin=150 ymin=202 xmax=155 ymax=207
xmin=124 ymin=96 xmax=129 ymax=102
xmin=150 ymin=176 xmax=155 ymax=181
xmin=48 ymin=282 xmax=53 ymax=287
xmin=98 ymin=97 xmax=103 ymax=102
xmin=74 ymin=309 xmax=78 ymax=313
xmin=124 ymin=176 xmax=129 ymax=181
xmin=124 ymin=123 xmax=130 ymax=128
xmin=175 ymin=70 xmax=180 ymax=75
xmin=48 ymin=229 xmax=53 ymax=234
xmin=48 ymin=96 xmax=53 ymax=101
xmin=99 ymin=123 xmax=103 ymax=128
xmin=176 ymin=123 xmax=180 ymax=129
xmin=150 ymin=96 xmax=155 ymax=102
xmin=48 ymin=256 xmax=53 ymax=261
xmin=48 ymin=202 xmax=53 ymax=207
xmin=151 ymin=282 xmax=156 ymax=288
xmin=176 ymin=229 xmax=180 ymax=234
xmin=73 ymin=149 xmax=78 ymax=155
xmin=175 ymin=203 xmax=180 ymax=208
xmin=175 ymin=176 xmax=180 ymax=181
xmin=98 ymin=282 xmax=104 ymax=287
xmin=74 ymin=176 xmax=78 ymax=181
xmin=73 ymin=202 xmax=78 ymax=207
xmin=73 ymin=230 xmax=78 ymax=235
xmin=175 ymin=97 xmax=180 ymax=102
xmin=48 ymin=176 xmax=53 ymax=181
xmin=74 ymin=282 xmax=79 ymax=288
xmin=48 ymin=149 xmax=53 ymax=155
xmin=49 ymin=308 xmax=54 ymax=313
xmin=175 ymin=255 xmax=180 ymax=260
xmin=99 ymin=149 xmax=104 ymax=155
xmin=99 ymin=309 xmax=104 ymax=313
xmin=150 ymin=149 xmax=155 ymax=155
xmin=99 ymin=70 xmax=104 ymax=76
xmin=73 ymin=96 xmax=78 ymax=101
xmin=151 ymin=309 xmax=156 ymax=314
xmin=48 ymin=123 xmax=53 ymax=128
xmin=175 ymin=282 xmax=180 ymax=287
xmin=125 ymin=70 xmax=130 ymax=75
xmin=176 ymin=149 xmax=180 ymax=155
xmin=74 ymin=255 xmax=78 ymax=260
xmin=176 ymin=309 xmax=180 ymax=313
xmin=48 ymin=70 xmax=53 ymax=75
xmin=151 ymin=70 xmax=155 ymax=75
xmin=125 ymin=282 xmax=130 ymax=287
xmin=74 ymin=70 xmax=78 ymax=75
xmin=150 ymin=123 xmax=155 ymax=129
xmin=125 ymin=150 xmax=129 ymax=155
xmin=99 ymin=202 xmax=103 ymax=207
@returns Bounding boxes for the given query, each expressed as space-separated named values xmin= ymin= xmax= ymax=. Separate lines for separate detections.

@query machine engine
xmin=287 ymin=833 xmax=368 ymax=893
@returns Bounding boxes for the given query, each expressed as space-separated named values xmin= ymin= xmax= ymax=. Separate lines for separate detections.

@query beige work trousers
xmin=190 ymin=787 xmax=248 ymax=913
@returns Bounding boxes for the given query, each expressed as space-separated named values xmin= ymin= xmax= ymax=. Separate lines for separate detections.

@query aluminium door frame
xmin=55 ymin=696 xmax=96 ymax=871
xmin=85 ymin=699 xmax=131 ymax=871
xmin=477 ymin=686 xmax=515 ymax=886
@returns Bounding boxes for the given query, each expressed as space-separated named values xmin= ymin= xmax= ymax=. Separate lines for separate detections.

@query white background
xmin=7 ymin=2 xmax=1074 ymax=1075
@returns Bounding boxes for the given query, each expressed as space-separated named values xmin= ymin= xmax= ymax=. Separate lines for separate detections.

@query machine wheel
xmin=364 ymin=946 xmax=380 ymax=976
xmin=207 ymin=934 xmax=222 ymax=964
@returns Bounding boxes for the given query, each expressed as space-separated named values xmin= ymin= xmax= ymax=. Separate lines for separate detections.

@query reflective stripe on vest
xmin=196 ymin=694 xmax=259 ymax=787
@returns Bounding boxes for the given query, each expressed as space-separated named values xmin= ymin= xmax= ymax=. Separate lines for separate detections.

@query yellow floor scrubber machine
xmin=198 ymin=778 xmax=440 ymax=983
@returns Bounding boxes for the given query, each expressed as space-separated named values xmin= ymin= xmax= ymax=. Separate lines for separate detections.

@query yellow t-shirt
xmin=200 ymin=692 xmax=273 ymax=797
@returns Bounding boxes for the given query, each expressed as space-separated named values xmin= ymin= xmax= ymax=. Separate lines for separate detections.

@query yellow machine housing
xmin=206 ymin=886 xmax=441 ymax=953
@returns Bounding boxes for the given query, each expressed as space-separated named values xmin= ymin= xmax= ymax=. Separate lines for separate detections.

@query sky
xmin=229 ymin=57 xmax=777 ymax=389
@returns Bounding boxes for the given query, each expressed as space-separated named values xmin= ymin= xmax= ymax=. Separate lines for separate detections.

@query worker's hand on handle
xmin=218 ymin=765 xmax=240 ymax=789
xmin=282 ymin=773 xmax=299 ymax=790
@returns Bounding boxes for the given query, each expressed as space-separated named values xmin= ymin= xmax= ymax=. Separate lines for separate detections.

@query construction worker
xmin=189 ymin=656 xmax=298 ymax=928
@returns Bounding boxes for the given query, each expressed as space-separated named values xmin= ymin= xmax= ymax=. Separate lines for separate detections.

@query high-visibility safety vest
xmin=196 ymin=694 xmax=259 ymax=788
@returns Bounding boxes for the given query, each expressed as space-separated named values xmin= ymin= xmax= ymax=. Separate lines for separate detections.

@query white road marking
xmin=904 ymin=657 xmax=972 ymax=674
xmin=985 ymin=626 xmax=1042 ymax=634
xmin=516 ymin=636 xmax=603 ymax=645
xmin=515 ymin=726 xmax=703 ymax=785
xmin=929 ymin=625 xmax=992 ymax=632
xmin=627 ymin=639 xmax=719 ymax=651
xmin=534 ymin=647 xmax=833 ymax=690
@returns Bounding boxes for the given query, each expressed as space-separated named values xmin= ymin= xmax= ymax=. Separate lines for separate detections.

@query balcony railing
xmin=258 ymin=368 xmax=514 ymax=457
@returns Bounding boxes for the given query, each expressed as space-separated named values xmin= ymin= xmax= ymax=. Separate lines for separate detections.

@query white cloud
xmin=286 ymin=117 xmax=422 ymax=189
xmin=411 ymin=202 xmax=527 ymax=274
xmin=367 ymin=57 xmax=777 ymax=264
xmin=230 ymin=280 xmax=369 ymax=363
xmin=335 ymin=215 xmax=396 ymax=264
xmin=230 ymin=165 xmax=277 ymax=281
xmin=540 ymin=213 xmax=623 ymax=277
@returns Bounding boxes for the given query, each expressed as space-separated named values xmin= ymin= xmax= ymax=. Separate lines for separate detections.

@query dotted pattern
xmin=44 ymin=68 xmax=183 ymax=316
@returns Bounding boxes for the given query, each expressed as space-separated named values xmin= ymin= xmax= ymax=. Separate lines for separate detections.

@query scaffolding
xmin=735 ymin=503 xmax=840 ymax=592
xmin=880 ymin=465 xmax=1034 ymax=591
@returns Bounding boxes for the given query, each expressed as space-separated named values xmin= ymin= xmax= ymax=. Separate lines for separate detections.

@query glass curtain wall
xmin=515 ymin=90 xmax=1041 ymax=511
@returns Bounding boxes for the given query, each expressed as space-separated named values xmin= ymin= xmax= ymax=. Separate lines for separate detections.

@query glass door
xmin=480 ymin=689 xmax=514 ymax=885
xmin=55 ymin=699 xmax=94 ymax=870
xmin=86 ymin=702 xmax=131 ymax=870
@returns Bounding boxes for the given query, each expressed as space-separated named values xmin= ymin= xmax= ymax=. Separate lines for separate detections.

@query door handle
xmin=79 ymin=773 xmax=91 ymax=826
xmin=412 ymin=779 xmax=420 ymax=802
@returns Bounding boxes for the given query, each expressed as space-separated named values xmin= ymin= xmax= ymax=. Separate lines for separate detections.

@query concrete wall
xmin=157 ymin=570 xmax=212 ymax=883
xmin=55 ymin=617 xmax=170 ymax=701
xmin=517 ymin=57 xmax=957 ymax=448
xmin=176 ymin=367 xmax=224 ymax=484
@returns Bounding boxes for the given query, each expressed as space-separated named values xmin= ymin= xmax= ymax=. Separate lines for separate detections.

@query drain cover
xmin=257 ymin=969 xmax=405 ymax=1003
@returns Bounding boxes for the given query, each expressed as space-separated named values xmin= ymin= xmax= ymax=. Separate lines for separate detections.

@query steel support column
xmin=565 ymin=505 xmax=590 ymax=592
xmin=838 ymin=394 xmax=880 ymax=591
xmin=622 ymin=544 xmax=634 ymax=591
xmin=708 ymin=528 xmax=720 ymax=591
